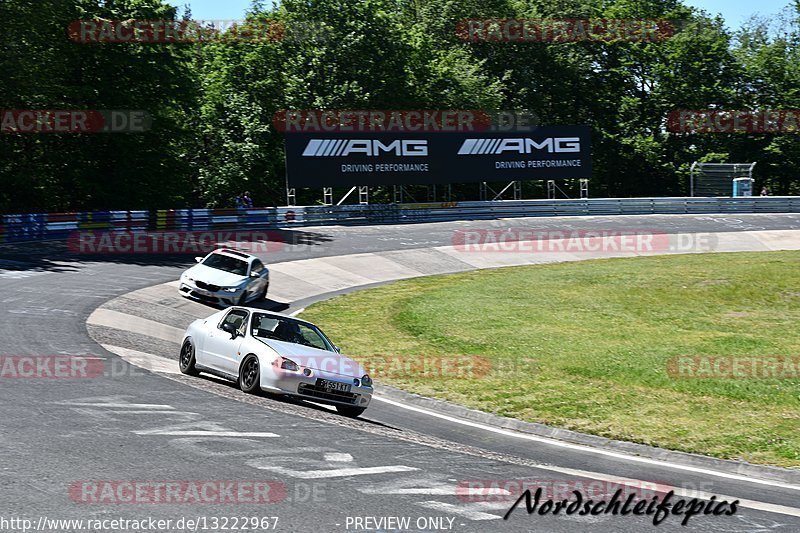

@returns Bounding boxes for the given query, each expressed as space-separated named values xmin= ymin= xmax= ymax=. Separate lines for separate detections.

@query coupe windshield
xmin=202 ymin=254 xmax=248 ymax=276
xmin=251 ymin=313 xmax=334 ymax=352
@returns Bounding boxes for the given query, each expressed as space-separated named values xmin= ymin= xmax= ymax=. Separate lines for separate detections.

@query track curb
xmin=374 ymin=385 xmax=800 ymax=485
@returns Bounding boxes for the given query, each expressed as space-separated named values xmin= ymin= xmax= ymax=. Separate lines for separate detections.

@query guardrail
xmin=2 ymin=197 xmax=799 ymax=244
xmin=298 ymin=197 xmax=800 ymax=225
xmin=0 ymin=211 xmax=150 ymax=244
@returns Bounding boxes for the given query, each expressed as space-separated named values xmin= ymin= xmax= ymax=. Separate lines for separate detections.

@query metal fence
xmin=2 ymin=197 xmax=800 ymax=244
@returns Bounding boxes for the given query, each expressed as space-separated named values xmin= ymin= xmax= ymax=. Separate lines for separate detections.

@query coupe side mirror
xmin=195 ymin=256 xmax=203 ymax=263
xmin=221 ymin=323 xmax=239 ymax=339
xmin=250 ymin=271 xmax=260 ymax=277
xmin=334 ymin=346 xmax=342 ymax=354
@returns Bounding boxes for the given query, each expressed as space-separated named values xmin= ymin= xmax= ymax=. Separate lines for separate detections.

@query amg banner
xmin=284 ymin=126 xmax=591 ymax=187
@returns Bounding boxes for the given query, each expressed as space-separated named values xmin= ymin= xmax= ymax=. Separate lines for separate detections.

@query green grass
xmin=300 ymin=251 xmax=800 ymax=467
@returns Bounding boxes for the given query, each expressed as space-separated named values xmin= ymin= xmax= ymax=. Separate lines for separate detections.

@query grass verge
xmin=300 ymin=251 xmax=800 ymax=467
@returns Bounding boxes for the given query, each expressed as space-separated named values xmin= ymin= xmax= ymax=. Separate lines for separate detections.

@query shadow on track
xmin=194 ymin=371 xmax=399 ymax=430
xmin=0 ymin=229 xmax=335 ymax=272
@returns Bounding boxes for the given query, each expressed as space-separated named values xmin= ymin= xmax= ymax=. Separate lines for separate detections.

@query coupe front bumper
xmin=263 ymin=367 xmax=372 ymax=409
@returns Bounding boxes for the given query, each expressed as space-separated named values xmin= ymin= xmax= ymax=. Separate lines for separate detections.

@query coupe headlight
xmin=222 ymin=287 xmax=239 ymax=293
xmin=361 ymin=374 xmax=373 ymax=387
xmin=280 ymin=358 xmax=299 ymax=371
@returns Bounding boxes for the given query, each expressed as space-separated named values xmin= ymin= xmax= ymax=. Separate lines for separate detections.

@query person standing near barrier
xmin=242 ymin=191 xmax=254 ymax=208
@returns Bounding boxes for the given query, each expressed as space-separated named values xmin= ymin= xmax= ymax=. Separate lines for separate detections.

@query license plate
xmin=318 ymin=379 xmax=351 ymax=393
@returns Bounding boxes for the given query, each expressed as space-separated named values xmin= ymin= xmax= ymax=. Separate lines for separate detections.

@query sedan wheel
xmin=239 ymin=355 xmax=260 ymax=394
xmin=179 ymin=338 xmax=199 ymax=376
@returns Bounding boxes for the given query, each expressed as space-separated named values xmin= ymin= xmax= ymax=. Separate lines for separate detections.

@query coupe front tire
xmin=239 ymin=354 xmax=261 ymax=394
xmin=179 ymin=338 xmax=199 ymax=376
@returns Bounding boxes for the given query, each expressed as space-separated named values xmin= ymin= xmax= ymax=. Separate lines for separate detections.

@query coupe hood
xmin=256 ymin=338 xmax=366 ymax=378
xmin=184 ymin=264 xmax=248 ymax=287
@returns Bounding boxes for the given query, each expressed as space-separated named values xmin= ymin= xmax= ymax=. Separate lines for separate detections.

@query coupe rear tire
xmin=179 ymin=338 xmax=199 ymax=376
xmin=239 ymin=354 xmax=261 ymax=394
xmin=336 ymin=405 xmax=366 ymax=418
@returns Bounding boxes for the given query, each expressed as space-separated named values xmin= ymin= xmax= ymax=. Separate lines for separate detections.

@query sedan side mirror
xmin=195 ymin=256 xmax=203 ymax=263
xmin=334 ymin=346 xmax=342 ymax=354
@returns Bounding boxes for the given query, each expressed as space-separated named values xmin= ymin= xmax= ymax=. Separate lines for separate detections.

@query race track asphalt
xmin=2 ymin=213 xmax=800 ymax=533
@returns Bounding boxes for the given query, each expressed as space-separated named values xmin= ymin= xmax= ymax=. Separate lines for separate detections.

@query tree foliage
xmin=2 ymin=0 xmax=799 ymax=212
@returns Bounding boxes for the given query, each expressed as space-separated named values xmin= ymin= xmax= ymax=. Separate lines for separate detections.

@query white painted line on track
xmin=98 ymin=410 xmax=184 ymax=415
xmin=363 ymin=487 xmax=512 ymax=496
xmin=250 ymin=464 xmax=419 ymax=479
xmin=324 ymin=453 xmax=354 ymax=462
xmin=373 ymin=395 xmax=800 ymax=493
xmin=416 ymin=501 xmax=500 ymax=521
xmin=59 ymin=402 xmax=175 ymax=410
xmin=290 ymin=308 xmax=305 ymax=316
xmin=0 ymin=270 xmax=49 ymax=280
xmin=134 ymin=430 xmax=279 ymax=438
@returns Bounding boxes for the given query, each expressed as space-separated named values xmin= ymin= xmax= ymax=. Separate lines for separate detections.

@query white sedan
xmin=179 ymin=307 xmax=373 ymax=417
xmin=179 ymin=249 xmax=269 ymax=307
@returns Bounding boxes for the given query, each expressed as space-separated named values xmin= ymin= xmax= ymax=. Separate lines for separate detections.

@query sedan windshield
xmin=251 ymin=313 xmax=335 ymax=352
xmin=202 ymin=254 xmax=248 ymax=276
